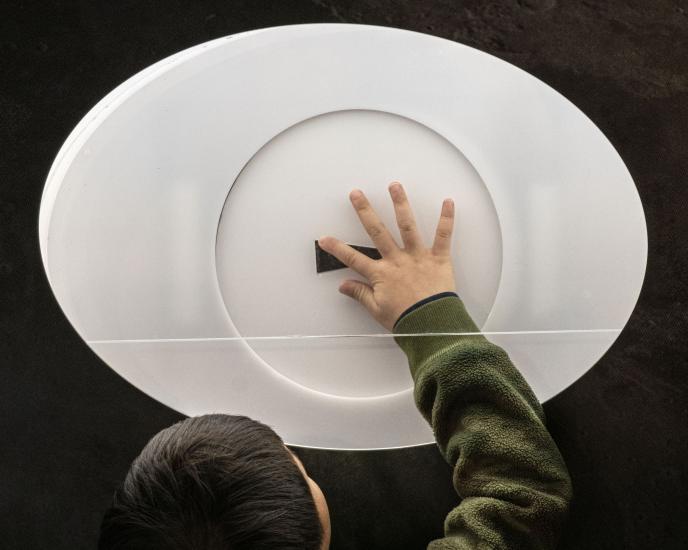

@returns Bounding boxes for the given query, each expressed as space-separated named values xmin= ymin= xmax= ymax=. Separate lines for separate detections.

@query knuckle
xmin=399 ymin=221 xmax=415 ymax=233
xmin=346 ymin=251 xmax=359 ymax=267
xmin=368 ymin=224 xmax=384 ymax=239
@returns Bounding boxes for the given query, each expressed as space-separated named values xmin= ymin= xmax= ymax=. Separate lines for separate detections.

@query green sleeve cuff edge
xmin=392 ymin=296 xmax=484 ymax=372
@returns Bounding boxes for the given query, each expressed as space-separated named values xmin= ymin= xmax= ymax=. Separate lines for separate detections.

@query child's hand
xmin=318 ymin=182 xmax=457 ymax=331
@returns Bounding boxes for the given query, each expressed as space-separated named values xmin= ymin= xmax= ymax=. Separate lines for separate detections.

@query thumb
xmin=339 ymin=279 xmax=377 ymax=315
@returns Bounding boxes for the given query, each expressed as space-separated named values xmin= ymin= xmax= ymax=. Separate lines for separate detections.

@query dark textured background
xmin=1 ymin=1 xmax=687 ymax=548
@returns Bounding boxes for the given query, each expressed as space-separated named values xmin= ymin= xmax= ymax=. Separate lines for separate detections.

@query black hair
xmin=98 ymin=414 xmax=323 ymax=550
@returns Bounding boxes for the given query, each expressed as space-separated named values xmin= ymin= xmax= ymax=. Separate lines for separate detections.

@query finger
xmin=349 ymin=189 xmax=399 ymax=257
xmin=388 ymin=182 xmax=423 ymax=250
xmin=339 ymin=279 xmax=378 ymax=315
xmin=318 ymin=236 xmax=376 ymax=279
xmin=432 ymin=198 xmax=455 ymax=256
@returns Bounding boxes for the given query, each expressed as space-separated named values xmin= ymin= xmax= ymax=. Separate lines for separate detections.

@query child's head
xmin=98 ymin=414 xmax=330 ymax=549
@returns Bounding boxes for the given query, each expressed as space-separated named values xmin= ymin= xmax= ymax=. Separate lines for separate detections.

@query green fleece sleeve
xmin=393 ymin=296 xmax=572 ymax=550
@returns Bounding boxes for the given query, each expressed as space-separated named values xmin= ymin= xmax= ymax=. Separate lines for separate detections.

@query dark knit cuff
xmin=393 ymin=292 xmax=459 ymax=329
xmin=392 ymin=295 xmax=483 ymax=374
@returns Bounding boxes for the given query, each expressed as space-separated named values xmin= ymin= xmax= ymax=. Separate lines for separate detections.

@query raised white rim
xmin=38 ymin=24 xmax=647 ymax=449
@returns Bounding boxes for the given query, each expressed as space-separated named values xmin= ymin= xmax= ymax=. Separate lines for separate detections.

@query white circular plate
xmin=39 ymin=24 xmax=647 ymax=450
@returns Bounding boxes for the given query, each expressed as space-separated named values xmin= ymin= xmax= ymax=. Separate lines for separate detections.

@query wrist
xmin=392 ymin=296 xmax=483 ymax=374
xmin=393 ymin=292 xmax=459 ymax=329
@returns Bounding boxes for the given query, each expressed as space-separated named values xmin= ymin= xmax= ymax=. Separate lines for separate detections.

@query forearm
xmin=394 ymin=296 xmax=572 ymax=550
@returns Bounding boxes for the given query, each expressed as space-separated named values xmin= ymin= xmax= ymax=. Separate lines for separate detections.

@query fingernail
xmin=350 ymin=189 xmax=362 ymax=200
xmin=389 ymin=182 xmax=401 ymax=196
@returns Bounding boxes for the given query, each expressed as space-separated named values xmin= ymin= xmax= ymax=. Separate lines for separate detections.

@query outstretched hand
xmin=318 ymin=182 xmax=457 ymax=331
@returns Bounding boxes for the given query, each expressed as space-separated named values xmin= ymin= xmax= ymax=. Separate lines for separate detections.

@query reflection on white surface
xmin=525 ymin=181 xmax=560 ymax=321
xmin=216 ymin=110 xmax=501 ymax=397
xmin=89 ymin=330 xmax=620 ymax=450
xmin=38 ymin=24 xmax=647 ymax=449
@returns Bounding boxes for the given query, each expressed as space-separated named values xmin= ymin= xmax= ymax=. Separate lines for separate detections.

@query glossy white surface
xmin=216 ymin=109 xmax=502 ymax=398
xmin=39 ymin=24 xmax=647 ymax=449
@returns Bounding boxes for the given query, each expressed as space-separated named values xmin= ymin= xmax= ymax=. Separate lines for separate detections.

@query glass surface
xmin=89 ymin=330 xmax=620 ymax=450
xmin=39 ymin=24 xmax=647 ymax=448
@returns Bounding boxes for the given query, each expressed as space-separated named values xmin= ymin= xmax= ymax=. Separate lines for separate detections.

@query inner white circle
xmin=215 ymin=110 xmax=502 ymax=398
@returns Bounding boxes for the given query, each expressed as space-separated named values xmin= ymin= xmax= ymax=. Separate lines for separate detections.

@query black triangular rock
xmin=314 ymin=240 xmax=382 ymax=273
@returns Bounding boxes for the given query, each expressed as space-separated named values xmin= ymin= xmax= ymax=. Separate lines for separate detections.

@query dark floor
xmin=1 ymin=1 xmax=687 ymax=549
